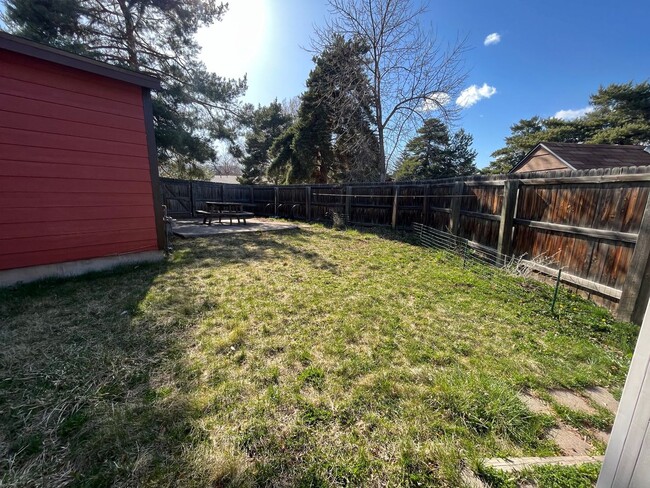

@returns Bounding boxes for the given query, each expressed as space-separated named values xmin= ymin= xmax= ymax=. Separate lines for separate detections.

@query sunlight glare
xmin=196 ymin=0 xmax=270 ymax=79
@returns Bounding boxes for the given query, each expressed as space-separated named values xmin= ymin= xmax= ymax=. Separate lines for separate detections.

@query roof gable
xmin=0 ymin=31 xmax=160 ymax=89
xmin=510 ymin=142 xmax=650 ymax=173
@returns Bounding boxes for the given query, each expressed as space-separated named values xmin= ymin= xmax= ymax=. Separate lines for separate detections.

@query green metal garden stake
xmin=551 ymin=268 xmax=562 ymax=313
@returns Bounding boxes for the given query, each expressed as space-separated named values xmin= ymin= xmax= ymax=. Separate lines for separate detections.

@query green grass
xmin=478 ymin=463 xmax=602 ymax=488
xmin=0 ymin=224 xmax=638 ymax=486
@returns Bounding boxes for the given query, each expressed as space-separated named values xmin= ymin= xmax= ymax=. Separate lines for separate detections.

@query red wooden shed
xmin=0 ymin=32 xmax=165 ymax=286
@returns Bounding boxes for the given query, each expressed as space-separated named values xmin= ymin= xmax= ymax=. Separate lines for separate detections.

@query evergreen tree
xmin=237 ymin=101 xmax=293 ymax=184
xmin=484 ymin=81 xmax=650 ymax=174
xmin=269 ymin=35 xmax=379 ymax=183
xmin=393 ymin=119 xmax=477 ymax=180
xmin=3 ymin=0 xmax=246 ymax=178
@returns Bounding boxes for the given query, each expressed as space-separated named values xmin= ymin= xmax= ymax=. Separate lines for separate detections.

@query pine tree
xmin=237 ymin=101 xmax=293 ymax=184
xmin=393 ymin=119 xmax=477 ymax=180
xmin=269 ymin=35 xmax=379 ymax=183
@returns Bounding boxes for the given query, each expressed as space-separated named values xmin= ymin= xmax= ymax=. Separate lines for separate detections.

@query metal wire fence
xmin=413 ymin=222 xmax=564 ymax=312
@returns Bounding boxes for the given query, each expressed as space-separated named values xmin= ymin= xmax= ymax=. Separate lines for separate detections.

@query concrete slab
xmin=460 ymin=467 xmax=488 ymax=488
xmin=548 ymin=389 xmax=597 ymax=415
xmin=585 ymin=386 xmax=619 ymax=414
xmin=172 ymin=218 xmax=300 ymax=238
xmin=548 ymin=426 xmax=592 ymax=456
xmin=518 ymin=391 xmax=553 ymax=415
xmin=484 ymin=455 xmax=604 ymax=473
xmin=590 ymin=428 xmax=610 ymax=444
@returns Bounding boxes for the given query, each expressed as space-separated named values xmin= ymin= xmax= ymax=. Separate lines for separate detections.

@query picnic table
xmin=196 ymin=201 xmax=254 ymax=225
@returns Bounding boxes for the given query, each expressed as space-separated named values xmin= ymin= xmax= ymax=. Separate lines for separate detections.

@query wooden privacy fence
xmin=160 ymin=166 xmax=650 ymax=324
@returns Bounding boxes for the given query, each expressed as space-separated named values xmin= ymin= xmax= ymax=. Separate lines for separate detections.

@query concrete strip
xmin=0 ymin=250 xmax=164 ymax=288
xmin=172 ymin=218 xmax=300 ymax=238
xmin=484 ymin=455 xmax=604 ymax=473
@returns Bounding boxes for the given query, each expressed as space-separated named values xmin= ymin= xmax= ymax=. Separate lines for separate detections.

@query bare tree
xmin=314 ymin=0 xmax=467 ymax=180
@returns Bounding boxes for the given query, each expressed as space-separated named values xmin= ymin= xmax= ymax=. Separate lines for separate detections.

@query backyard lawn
xmin=0 ymin=224 xmax=638 ymax=487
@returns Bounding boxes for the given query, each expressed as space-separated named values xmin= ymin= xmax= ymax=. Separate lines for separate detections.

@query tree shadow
xmin=0 ymin=260 xmax=214 ymax=485
xmin=173 ymin=228 xmax=340 ymax=274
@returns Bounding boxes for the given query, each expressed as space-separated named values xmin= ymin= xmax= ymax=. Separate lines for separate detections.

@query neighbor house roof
xmin=510 ymin=142 xmax=650 ymax=173
xmin=210 ymin=175 xmax=241 ymax=185
xmin=0 ymin=31 xmax=160 ymax=89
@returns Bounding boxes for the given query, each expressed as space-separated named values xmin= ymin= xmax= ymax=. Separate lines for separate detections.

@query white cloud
xmin=483 ymin=33 xmax=501 ymax=46
xmin=421 ymin=92 xmax=451 ymax=111
xmin=553 ymin=106 xmax=594 ymax=121
xmin=456 ymin=83 xmax=497 ymax=108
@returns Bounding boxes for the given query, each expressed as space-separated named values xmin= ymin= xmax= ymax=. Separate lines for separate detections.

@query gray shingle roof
xmin=541 ymin=142 xmax=650 ymax=170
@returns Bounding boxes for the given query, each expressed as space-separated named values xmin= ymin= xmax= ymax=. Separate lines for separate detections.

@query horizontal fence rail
xmin=160 ymin=165 xmax=650 ymax=324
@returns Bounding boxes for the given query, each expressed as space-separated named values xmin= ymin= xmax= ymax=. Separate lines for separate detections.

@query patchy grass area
xmin=478 ymin=463 xmax=601 ymax=488
xmin=0 ymin=224 xmax=638 ymax=486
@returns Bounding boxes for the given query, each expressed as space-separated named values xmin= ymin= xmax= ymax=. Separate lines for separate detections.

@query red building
xmin=0 ymin=32 xmax=164 ymax=285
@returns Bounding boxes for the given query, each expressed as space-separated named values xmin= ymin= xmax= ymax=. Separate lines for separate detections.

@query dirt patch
xmin=518 ymin=391 xmax=553 ymax=415
xmin=548 ymin=388 xmax=596 ymax=415
xmin=590 ymin=428 xmax=610 ymax=444
xmin=585 ymin=386 xmax=619 ymax=414
xmin=548 ymin=426 xmax=592 ymax=456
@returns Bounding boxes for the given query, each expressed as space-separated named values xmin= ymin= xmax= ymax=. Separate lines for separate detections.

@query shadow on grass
xmin=0 ymin=259 xmax=217 ymax=486
xmin=0 ymin=228 xmax=341 ymax=485
xmin=174 ymin=227 xmax=340 ymax=274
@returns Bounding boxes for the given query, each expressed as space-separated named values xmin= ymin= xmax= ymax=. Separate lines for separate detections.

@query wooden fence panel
xmin=192 ymin=180 xmax=223 ymax=213
xmin=277 ymin=187 xmax=307 ymax=220
xmin=311 ymin=186 xmax=344 ymax=221
xmin=160 ymin=178 xmax=192 ymax=217
xmin=458 ymin=185 xmax=502 ymax=249
xmin=349 ymin=185 xmax=393 ymax=225
xmin=397 ymin=185 xmax=427 ymax=229
xmin=251 ymin=186 xmax=275 ymax=216
xmin=223 ymin=184 xmax=251 ymax=203
xmin=424 ymin=185 xmax=453 ymax=230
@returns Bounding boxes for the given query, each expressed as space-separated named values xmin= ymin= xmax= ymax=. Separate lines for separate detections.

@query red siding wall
xmin=0 ymin=49 xmax=159 ymax=271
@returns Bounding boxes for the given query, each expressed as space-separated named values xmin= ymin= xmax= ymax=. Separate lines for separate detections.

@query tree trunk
xmin=374 ymin=59 xmax=386 ymax=182
xmin=117 ymin=0 xmax=138 ymax=68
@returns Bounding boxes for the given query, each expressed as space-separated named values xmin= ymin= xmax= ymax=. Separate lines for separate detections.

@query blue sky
xmin=199 ymin=0 xmax=649 ymax=168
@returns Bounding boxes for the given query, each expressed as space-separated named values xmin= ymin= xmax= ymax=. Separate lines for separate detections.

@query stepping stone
xmin=460 ymin=467 xmax=488 ymax=488
xmin=484 ymin=455 xmax=605 ymax=473
xmin=548 ymin=426 xmax=592 ymax=456
xmin=548 ymin=388 xmax=596 ymax=415
xmin=590 ymin=429 xmax=610 ymax=444
xmin=585 ymin=386 xmax=619 ymax=414
xmin=518 ymin=391 xmax=553 ymax=415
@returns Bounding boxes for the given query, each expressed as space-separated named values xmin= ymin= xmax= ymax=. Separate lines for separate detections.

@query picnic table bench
xmin=197 ymin=202 xmax=254 ymax=225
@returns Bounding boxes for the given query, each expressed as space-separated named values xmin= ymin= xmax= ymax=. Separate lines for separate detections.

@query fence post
xmin=496 ymin=179 xmax=519 ymax=263
xmin=305 ymin=186 xmax=311 ymax=221
xmin=274 ymin=186 xmax=279 ymax=216
xmin=392 ymin=185 xmax=400 ymax=229
xmin=249 ymin=186 xmax=254 ymax=205
xmin=618 ymin=195 xmax=650 ymax=324
xmin=449 ymin=181 xmax=464 ymax=235
xmin=422 ymin=184 xmax=430 ymax=224
xmin=345 ymin=186 xmax=352 ymax=222
xmin=189 ymin=180 xmax=196 ymax=217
